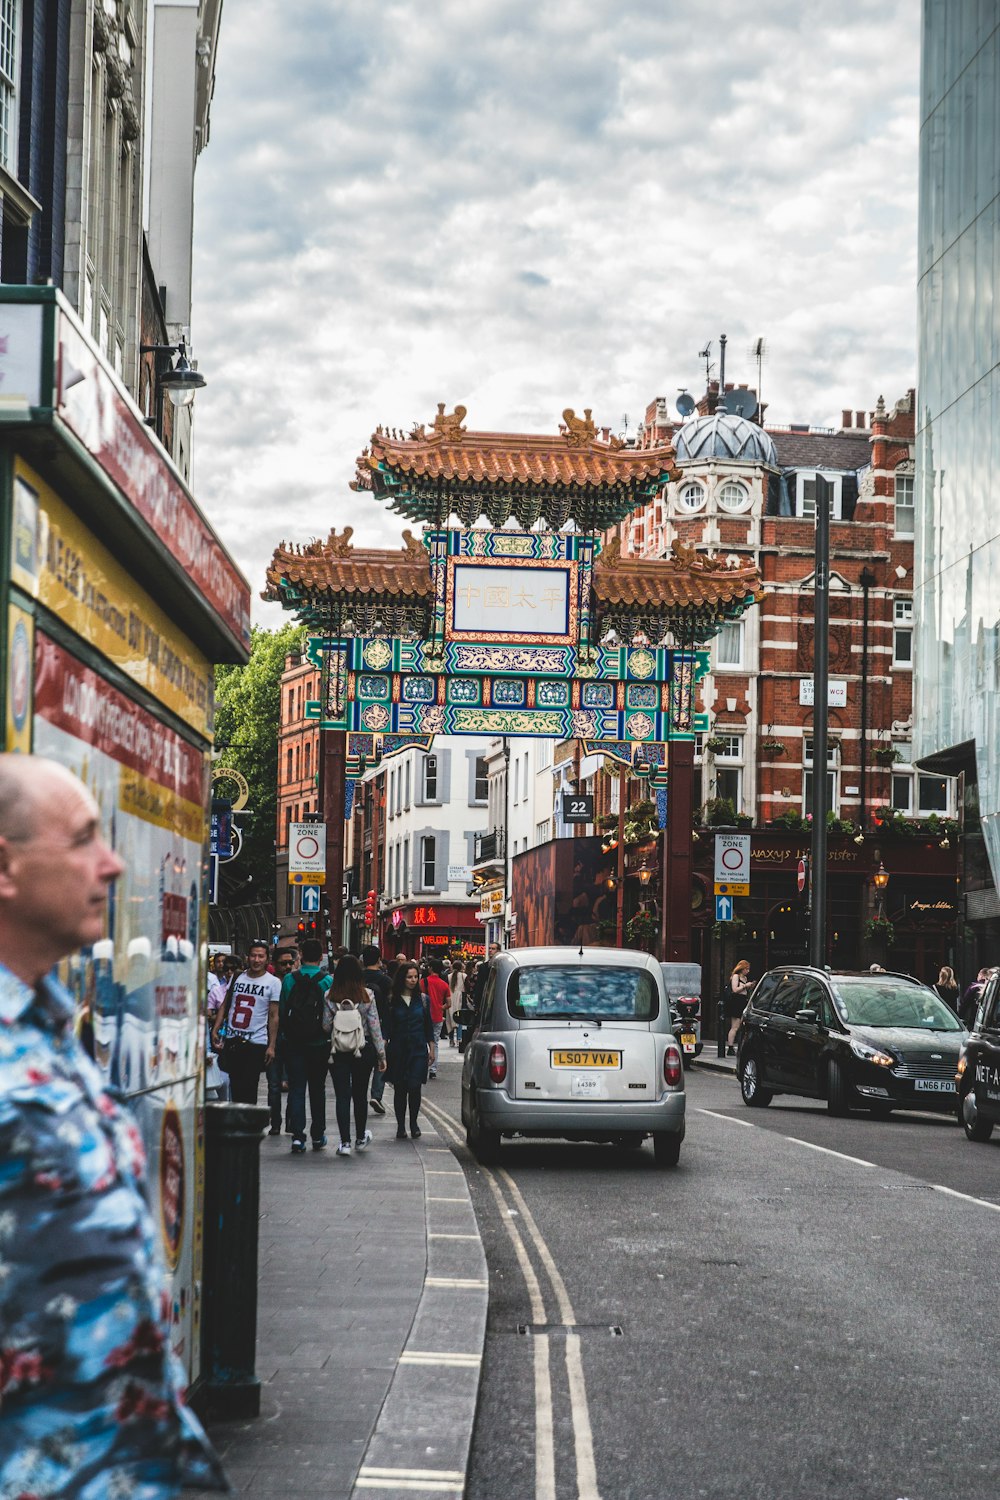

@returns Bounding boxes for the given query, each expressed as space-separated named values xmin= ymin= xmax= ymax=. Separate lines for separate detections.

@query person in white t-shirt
xmin=211 ymin=940 xmax=281 ymax=1104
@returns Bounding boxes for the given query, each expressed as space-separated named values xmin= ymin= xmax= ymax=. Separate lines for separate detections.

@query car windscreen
xmin=830 ymin=978 xmax=964 ymax=1032
xmin=507 ymin=965 xmax=659 ymax=1022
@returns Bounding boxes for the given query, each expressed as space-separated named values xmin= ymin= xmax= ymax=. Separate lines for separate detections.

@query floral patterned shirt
xmin=0 ymin=962 xmax=226 ymax=1498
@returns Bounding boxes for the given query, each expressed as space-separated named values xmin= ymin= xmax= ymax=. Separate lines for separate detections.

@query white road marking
xmin=425 ymin=1276 xmax=488 ymax=1289
xmin=429 ymin=1232 xmax=480 ymax=1240
xmin=400 ymin=1350 xmax=481 ymax=1367
xmin=426 ymin=1196 xmax=466 ymax=1203
xmin=534 ymin=1332 xmax=556 ymax=1500
xmin=783 ymin=1136 xmax=879 ymax=1170
xmin=931 ymin=1183 xmax=1000 ymax=1214
xmin=697 ymin=1108 xmax=756 ymax=1129
xmin=498 ymin=1169 xmax=602 ymax=1499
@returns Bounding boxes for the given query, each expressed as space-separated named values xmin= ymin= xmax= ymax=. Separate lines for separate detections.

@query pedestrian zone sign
xmin=714 ymin=832 xmax=750 ymax=897
xmin=289 ymin=822 xmax=326 ymax=876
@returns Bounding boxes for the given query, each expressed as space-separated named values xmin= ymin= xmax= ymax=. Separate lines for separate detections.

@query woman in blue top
xmin=383 ymin=961 xmax=434 ymax=1140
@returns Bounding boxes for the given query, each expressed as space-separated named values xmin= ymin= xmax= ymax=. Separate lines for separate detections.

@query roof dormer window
xmin=717 ymin=480 xmax=751 ymax=514
xmin=677 ymin=480 xmax=706 ymax=514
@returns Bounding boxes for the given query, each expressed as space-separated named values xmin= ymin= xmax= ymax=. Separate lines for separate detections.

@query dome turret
xmin=674 ymin=413 xmax=777 ymax=467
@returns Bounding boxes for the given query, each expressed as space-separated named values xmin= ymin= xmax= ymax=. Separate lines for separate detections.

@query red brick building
xmin=274 ymin=649 xmax=322 ymax=942
xmin=614 ymin=386 xmax=957 ymax=992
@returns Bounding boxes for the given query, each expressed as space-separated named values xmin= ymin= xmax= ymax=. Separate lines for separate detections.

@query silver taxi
xmin=460 ymin=946 xmax=685 ymax=1167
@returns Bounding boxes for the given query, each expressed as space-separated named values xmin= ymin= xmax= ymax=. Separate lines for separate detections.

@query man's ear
xmin=0 ymin=836 xmax=18 ymax=898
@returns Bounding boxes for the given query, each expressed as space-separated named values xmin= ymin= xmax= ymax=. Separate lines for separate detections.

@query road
xmin=422 ymin=1051 xmax=1000 ymax=1500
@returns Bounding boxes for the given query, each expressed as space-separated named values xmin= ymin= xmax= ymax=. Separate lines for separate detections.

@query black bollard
xmin=199 ymin=1101 xmax=270 ymax=1418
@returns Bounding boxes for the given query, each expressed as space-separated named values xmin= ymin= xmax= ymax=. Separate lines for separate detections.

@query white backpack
xmin=332 ymin=1001 xmax=365 ymax=1056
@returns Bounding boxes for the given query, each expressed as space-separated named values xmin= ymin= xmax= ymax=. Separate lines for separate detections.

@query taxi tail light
xmin=663 ymin=1044 xmax=683 ymax=1088
xmin=488 ymin=1044 xmax=508 ymax=1083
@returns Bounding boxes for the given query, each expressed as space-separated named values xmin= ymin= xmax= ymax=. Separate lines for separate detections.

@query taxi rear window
xmin=508 ymin=966 xmax=658 ymax=1022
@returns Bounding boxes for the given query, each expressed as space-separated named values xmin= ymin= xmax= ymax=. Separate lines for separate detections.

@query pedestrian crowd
xmin=206 ymin=939 xmax=496 ymax=1154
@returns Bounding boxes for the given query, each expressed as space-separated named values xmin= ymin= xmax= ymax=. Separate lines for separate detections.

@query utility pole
xmin=808 ymin=475 xmax=834 ymax=967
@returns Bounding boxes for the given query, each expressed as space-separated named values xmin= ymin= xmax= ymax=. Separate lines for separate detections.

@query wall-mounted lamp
xmin=141 ymin=338 xmax=207 ymax=439
xmin=873 ymin=863 xmax=889 ymax=892
xmin=605 ymin=874 xmax=618 ymax=892
xmin=637 ymin=864 xmax=652 ymax=886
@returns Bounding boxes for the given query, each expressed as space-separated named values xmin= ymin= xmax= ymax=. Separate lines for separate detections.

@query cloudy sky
xmin=191 ymin=0 xmax=920 ymax=623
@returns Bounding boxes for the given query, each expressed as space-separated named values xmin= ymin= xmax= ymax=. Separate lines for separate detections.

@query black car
xmin=957 ymin=971 xmax=1000 ymax=1142
xmin=736 ymin=966 xmax=966 ymax=1117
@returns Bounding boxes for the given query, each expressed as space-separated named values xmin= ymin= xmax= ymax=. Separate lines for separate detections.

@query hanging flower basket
xmin=704 ymin=735 xmax=728 ymax=754
xmin=625 ymin=909 xmax=658 ymax=948
xmin=761 ymin=739 xmax=786 ymax=757
xmin=864 ymin=917 xmax=896 ymax=946
xmin=873 ymin=747 xmax=901 ymax=767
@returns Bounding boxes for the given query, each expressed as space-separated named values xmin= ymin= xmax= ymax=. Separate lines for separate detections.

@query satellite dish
xmin=676 ymin=391 xmax=696 ymax=417
xmin=724 ymin=389 xmax=758 ymax=420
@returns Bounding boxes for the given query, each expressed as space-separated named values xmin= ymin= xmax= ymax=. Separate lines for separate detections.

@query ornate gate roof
xmin=351 ymin=404 xmax=681 ymax=530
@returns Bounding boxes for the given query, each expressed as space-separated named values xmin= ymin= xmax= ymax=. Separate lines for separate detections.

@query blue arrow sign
xmin=300 ymin=884 xmax=321 ymax=914
xmin=715 ymin=894 xmax=734 ymax=923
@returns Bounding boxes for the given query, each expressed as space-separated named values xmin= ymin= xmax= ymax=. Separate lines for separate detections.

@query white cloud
xmin=190 ymin=0 xmax=920 ymax=625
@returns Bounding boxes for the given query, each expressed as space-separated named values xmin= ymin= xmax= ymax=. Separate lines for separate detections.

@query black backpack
xmin=282 ymin=971 xmax=327 ymax=1045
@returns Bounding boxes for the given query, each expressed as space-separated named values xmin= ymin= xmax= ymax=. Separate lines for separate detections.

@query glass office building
xmin=915 ymin=3 xmax=1000 ymax=956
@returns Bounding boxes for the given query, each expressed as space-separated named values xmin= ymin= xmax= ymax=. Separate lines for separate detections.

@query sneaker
xmin=428 ymin=1070 xmax=437 ymax=1080
xmin=312 ymin=1135 xmax=328 ymax=1151
xmin=268 ymin=1125 xmax=282 ymax=1137
xmin=370 ymin=1098 xmax=386 ymax=1115
xmin=355 ymin=1130 xmax=373 ymax=1151
xmin=290 ymin=1138 xmax=307 ymax=1155
xmin=395 ymin=1128 xmax=407 ymax=1140
xmin=410 ymin=1125 xmax=422 ymax=1139
xmin=336 ymin=1141 xmax=352 ymax=1157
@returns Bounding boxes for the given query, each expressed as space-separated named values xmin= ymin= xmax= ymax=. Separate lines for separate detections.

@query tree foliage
xmin=213 ymin=622 xmax=306 ymax=901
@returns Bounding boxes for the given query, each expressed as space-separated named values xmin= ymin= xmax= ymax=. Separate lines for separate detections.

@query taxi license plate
xmin=915 ymin=1079 xmax=956 ymax=1092
xmin=551 ymin=1050 xmax=621 ymax=1068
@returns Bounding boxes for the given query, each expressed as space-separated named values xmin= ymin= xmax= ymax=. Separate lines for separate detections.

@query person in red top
xmin=424 ymin=960 xmax=450 ymax=1079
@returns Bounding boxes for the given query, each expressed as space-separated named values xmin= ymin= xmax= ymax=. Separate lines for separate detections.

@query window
xmin=715 ymin=621 xmax=744 ymax=668
xmin=286 ymin=748 xmax=293 ymax=781
xmin=403 ymin=837 xmax=409 ymax=896
xmin=404 ymin=760 xmax=411 ymax=810
xmin=917 ymin=774 xmax=949 ymax=813
xmin=677 ymin=481 xmax=706 ymax=513
xmin=424 ymin=756 xmax=438 ymax=801
xmin=715 ymin=766 xmax=742 ymax=806
xmin=717 ymin=481 xmax=751 ymax=514
xmin=894 ymin=472 xmax=914 ymax=537
xmin=803 ymin=770 xmax=838 ymax=817
xmin=713 ymin=734 xmax=742 ymax=759
xmin=536 ymin=741 xmax=553 ymax=770
xmin=304 ymin=741 xmax=311 ymax=779
xmin=420 ymin=835 xmax=436 ymax=889
xmin=804 ymin=738 xmax=839 ymax=767
xmin=474 ymin=756 xmax=489 ymax=802
xmin=535 ymin=819 xmax=552 ymax=844
xmin=893 ymin=599 xmax=913 ymax=666
xmin=797 ymin=472 xmax=842 ymax=519
xmin=890 ymin=775 xmax=912 ymax=813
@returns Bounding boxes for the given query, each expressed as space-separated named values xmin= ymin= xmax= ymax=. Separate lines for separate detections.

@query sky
xmin=191 ymin=0 xmax=920 ymax=624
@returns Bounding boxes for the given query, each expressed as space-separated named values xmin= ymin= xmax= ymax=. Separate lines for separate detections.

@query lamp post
xmin=873 ymin=861 xmax=889 ymax=920
xmin=141 ymin=339 xmax=207 ymax=441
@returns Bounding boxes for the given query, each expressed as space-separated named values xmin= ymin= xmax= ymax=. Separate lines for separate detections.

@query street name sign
xmin=562 ymin=793 xmax=595 ymax=824
xmin=714 ymin=832 xmax=750 ymax=897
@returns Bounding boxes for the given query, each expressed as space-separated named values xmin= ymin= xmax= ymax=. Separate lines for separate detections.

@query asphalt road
xmin=422 ymin=1051 xmax=1000 ymax=1500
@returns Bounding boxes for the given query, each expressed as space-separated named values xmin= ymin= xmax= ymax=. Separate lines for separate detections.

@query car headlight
xmin=956 ymin=1054 xmax=967 ymax=1076
xmin=849 ymin=1039 xmax=896 ymax=1068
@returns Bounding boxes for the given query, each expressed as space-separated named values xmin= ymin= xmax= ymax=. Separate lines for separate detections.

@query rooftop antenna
xmin=749 ymin=336 xmax=767 ymax=414
xmin=698 ymin=342 xmax=713 ymax=388
xmin=676 ymin=390 xmax=696 ymax=418
xmin=718 ymin=333 xmax=727 ymax=392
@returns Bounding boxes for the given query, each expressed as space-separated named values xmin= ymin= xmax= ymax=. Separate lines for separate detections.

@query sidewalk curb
xmin=691 ymin=1055 xmax=739 ymax=1078
xmin=350 ymin=1114 xmax=487 ymax=1499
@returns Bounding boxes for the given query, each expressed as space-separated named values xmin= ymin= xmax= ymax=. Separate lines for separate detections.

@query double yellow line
xmin=422 ymin=1099 xmax=602 ymax=1500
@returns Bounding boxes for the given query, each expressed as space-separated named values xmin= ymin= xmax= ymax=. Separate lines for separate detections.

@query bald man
xmin=0 ymin=755 xmax=225 ymax=1495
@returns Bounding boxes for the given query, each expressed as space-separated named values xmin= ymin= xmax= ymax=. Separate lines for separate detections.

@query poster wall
xmin=32 ymin=630 xmax=207 ymax=1375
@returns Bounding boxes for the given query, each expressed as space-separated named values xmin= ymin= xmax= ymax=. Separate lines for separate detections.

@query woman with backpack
xmin=383 ymin=961 xmax=434 ymax=1140
xmin=326 ymin=954 xmax=386 ymax=1157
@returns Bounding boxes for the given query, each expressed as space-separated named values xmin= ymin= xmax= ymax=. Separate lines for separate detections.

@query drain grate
xmin=700 ymin=1258 xmax=742 ymax=1267
xmin=516 ymin=1323 xmax=624 ymax=1337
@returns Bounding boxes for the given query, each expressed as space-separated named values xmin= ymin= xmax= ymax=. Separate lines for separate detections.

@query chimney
xmin=856 ymin=411 xmax=865 ymax=428
xmin=842 ymin=409 xmax=852 ymax=429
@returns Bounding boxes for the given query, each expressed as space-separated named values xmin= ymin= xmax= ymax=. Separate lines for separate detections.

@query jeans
xmin=393 ymin=1085 xmax=422 ymax=1134
xmin=371 ymin=1064 xmax=386 ymax=1103
xmin=285 ymin=1044 xmax=330 ymax=1142
xmin=226 ymin=1042 xmax=268 ymax=1104
xmin=430 ymin=1022 xmax=443 ymax=1073
xmin=266 ymin=1055 xmax=286 ymax=1130
xmin=331 ymin=1047 xmax=376 ymax=1145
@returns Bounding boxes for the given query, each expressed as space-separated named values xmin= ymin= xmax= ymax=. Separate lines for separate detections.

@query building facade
xmin=914 ymin=1 xmax=1000 ymax=969
xmin=273 ymin=647 xmax=322 ymax=943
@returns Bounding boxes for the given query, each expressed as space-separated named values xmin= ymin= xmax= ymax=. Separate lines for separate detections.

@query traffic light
xmin=364 ymin=889 xmax=377 ymax=927
xmin=296 ymin=920 xmax=305 ymax=935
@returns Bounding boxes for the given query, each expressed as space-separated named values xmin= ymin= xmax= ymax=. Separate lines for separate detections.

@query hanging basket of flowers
xmin=761 ymin=738 xmax=786 ymax=757
xmin=864 ymin=917 xmax=896 ymax=946
xmin=873 ymin=746 xmax=901 ymax=767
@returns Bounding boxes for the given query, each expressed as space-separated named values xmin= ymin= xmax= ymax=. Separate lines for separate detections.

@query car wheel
xmin=467 ymin=1090 xmax=501 ymax=1165
xmin=740 ymin=1053 xmax=773 ymax=1108
xmin=652 ymin=1131 xmax=681 ymax=1168
xmin=827 ymin=1058 xmax=850 ymax=1116
xmin=961 ymin=1087 xmax=994 ymax=1142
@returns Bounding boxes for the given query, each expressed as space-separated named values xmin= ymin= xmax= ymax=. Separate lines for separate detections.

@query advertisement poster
xmin=5 ymin=602 xmax=33 ymax=753
xmin=32 ymin=630 xmax=208 ymax=1378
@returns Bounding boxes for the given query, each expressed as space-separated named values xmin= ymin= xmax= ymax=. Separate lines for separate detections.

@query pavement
xmin=192 ymin=1045 xmax=486 ymax=1500
xmin=688 ymin=1044 xmax=738 ymax=1075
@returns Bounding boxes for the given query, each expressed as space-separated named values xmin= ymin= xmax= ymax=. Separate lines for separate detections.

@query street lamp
xmin=873 ymin=861 xmax=889 ymax=919
xmin=141 ymin=338 xmax=207 ymax=439
xmin=637 ymin=863 xmax=653 ymax=887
